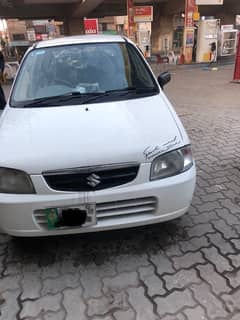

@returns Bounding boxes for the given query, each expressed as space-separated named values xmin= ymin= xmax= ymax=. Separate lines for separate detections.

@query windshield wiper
xmin=21 ymin=91 xmax=84 ymax=108
xmin=111 ymin=87 xmax=157 ymax=93
xmin=18 ymin=87 xmax=158 ymax=108
xmin=78 ymin=87 xmax=158 ymax=105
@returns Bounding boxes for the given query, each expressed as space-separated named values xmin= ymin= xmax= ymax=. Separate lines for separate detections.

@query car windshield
xmin=10 ymin=41 xmax=159 ymax=107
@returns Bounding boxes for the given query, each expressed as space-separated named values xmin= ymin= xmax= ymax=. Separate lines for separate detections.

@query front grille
xmin=34 ymin=210 xmax=48 ymax=229
xmin=33 ymin=208 xmax=94 ymax=230
xmin=96 ymin=197 xmax=157 ymax=220
xmin=43 ymin=163 xmax=139 ymax=192
xmin=33 ymin=197 xmax=157 ymax=230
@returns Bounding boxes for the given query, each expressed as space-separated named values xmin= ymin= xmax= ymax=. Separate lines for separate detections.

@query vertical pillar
xmin=183 ymin=0 xmax=196 ymax=63
xmin=233 ymin=33 xmax=240 ymax=82
xmin=127 ymin=0 xmax=135 ymax=41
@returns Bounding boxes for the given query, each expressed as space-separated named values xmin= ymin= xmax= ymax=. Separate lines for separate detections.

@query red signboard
xmin=84 ymin=19 xmax=98 ymax=35
xmin=134 ymin=6 xmax=153 ymax=22
xmin=233 ymin=33 xmax=240 ymax=81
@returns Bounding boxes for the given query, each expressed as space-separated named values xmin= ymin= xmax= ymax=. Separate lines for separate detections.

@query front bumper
xmin=0 ymin=164 xmax=196 ymax=237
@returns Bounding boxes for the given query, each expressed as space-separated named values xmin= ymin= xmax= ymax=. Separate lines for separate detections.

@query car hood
xmin=0 ymin=94 xmax=186 ymax=174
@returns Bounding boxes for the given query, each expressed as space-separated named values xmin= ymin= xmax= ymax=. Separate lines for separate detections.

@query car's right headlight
xmin=150 ymin=145 xmax=193 ymax=180
xmin=0 ymin=167 xmax=35 ymax=194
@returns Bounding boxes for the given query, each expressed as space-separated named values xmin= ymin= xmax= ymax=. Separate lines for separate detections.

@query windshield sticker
xmin=35 ymin=50 xmax=46 ymax=55
xmin=143 ymin=136 xmax=181 ymax=160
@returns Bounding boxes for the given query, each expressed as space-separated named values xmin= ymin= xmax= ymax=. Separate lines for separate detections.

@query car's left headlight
xmin=0 ymin=167 xmax=35 ymax=194
xmin=150 ymin=145 xmax=193 ymax=180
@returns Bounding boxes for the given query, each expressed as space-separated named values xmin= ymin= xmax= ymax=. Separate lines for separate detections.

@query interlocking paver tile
xmin=216 ymin=208 xmax=240 ymax=225
xmin=138 ymin=265 xmax=166 ymax=296
xmin=197 ymin=264 xmax=231 ymax=294
xmin=172 ymin=251 xmax=205 ymax=270
xmin=230 ymin=239 xmax=240 ymax=250
xmin=0 ymin=274 xmax=21 ymax=292
xmin=184 ymin=224 xmax=215 ymax=238
xmin=183 ymin=305 xmax=207 ymax=320
xmin=201 ymin=246 xmax=233 ymax=273
xmin=149 ymin=252 xmax=174 ymax=275
xmin=178 ymin=236 xmax=209 ymax=253
xmin=207 ymin=233 xmax=235 ymax=255
xmin=42 ymin=273 xmax=80 ymax=295
xmin=197 ymin=202 xmax=222 ymax=213
xmin=20 ymin=293 xmax=62 ymax=318
xmin=163 ymin=269 xmax=200 ymax=290
xmin=224 ymin=269 xmax=240 ymax=288
xmin=219 ymin=199 xmax=240 ymax=215
xmin=222 ymin=289 xmax=240 ymax=313
xmin=87 ymin=291 xmax=128 ymax=317
xmin=155 ymin=289 xmax=195 ymax=317
xmin=43 ymin=310 xmax=65 ymax=320
xmin=164 ymin=243 xmax=183 ymax=257
xmin=115 ymin=254 xmax=149 ymax=273
xmin=63 ymin=288 xmax=86 ymax=320
xmin=191 ymin=211 xmax=219 ymax=224
xmin=228 ymin=254 xmax=240 ymax=268
xmin=80 ymin=264 xmax=116 ymax=299
xmin=103 ymin=271 xmax=139 ymax=293
xmin=0 ymin=290 xmax=21 ymax=320
xmin=190 ymin=283 xmax=229 ymax=319
xmin=21 ymin=270 xmax=42 ymax=299
xmin=212 ymin=219 xmax=238 ymax=239
xmin=127 ymin=287 xmax=158 ymax=320
xmin=200 ymin=193 xmax=225 ymax=203
xmin=113 ymin=308 xmax=135 ymax=320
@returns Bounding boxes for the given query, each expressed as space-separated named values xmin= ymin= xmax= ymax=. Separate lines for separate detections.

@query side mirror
xmin=158 ymin=71 xmax=171 ymax=89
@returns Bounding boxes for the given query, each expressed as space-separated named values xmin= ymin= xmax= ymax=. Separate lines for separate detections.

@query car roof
xmin=35 ymin=35 xmax=126 ymax=49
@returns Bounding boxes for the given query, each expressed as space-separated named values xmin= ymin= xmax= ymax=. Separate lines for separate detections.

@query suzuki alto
xmin=0 ymin=35 xmax=196 ymax=236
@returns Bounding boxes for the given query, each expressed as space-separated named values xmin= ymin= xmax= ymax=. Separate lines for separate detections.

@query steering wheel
xmin=54 ymin=79 xmax=74 ymax=88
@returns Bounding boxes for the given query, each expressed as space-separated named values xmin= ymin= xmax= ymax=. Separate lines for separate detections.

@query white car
xmin=0 ymin=35 xmax=196 ymax=237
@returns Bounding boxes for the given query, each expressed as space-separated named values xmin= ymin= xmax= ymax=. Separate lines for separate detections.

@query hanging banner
xmin=84 ymin=19 xmax=98 ymax=35
xmin=185 ymin=28 xmax=195 ymax=47
xmin=233 ymin=33 xmax=240 ymax=82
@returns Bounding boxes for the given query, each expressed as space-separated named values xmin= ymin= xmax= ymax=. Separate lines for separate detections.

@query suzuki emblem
xmin=87 ymin=173 xmax=101 ymax=187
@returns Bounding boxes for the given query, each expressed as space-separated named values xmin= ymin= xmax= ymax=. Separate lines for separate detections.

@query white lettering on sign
xmin=85 ymin=29 xmax=97 ymax=34
xmin=196 ymin=0 xmax=223 ymax=5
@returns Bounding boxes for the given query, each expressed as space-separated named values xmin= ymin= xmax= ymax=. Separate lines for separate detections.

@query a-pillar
xmin=64 ymin=18 xmax=85 ymax=36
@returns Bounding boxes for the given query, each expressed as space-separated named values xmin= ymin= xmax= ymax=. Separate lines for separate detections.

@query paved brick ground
xmin=1 ymin=65 xmax=240 ymax=320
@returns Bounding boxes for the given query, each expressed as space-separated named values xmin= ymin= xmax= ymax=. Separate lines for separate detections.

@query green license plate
xmin=45 ymin=208 xmax=59 ymax=229
xmin=45 ymin=204 xmax=96 ymax=230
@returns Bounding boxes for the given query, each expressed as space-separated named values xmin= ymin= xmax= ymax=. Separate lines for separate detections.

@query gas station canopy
xmin=0 ymin=0 xmax=238 ymax=20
